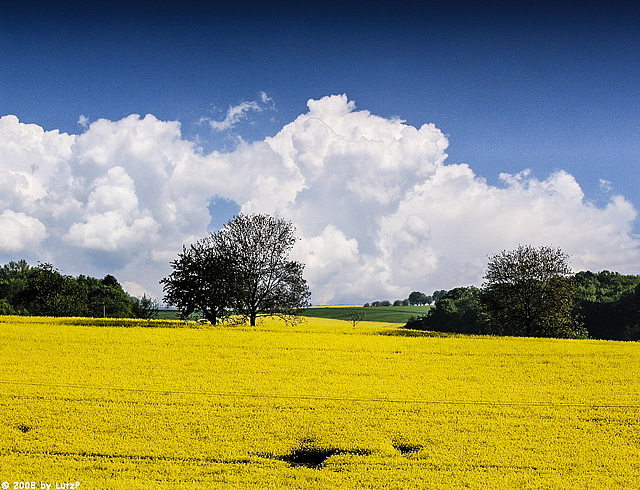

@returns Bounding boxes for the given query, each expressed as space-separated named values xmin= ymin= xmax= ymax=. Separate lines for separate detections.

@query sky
xmin=1 ymin=1 xmax=639 ymax=304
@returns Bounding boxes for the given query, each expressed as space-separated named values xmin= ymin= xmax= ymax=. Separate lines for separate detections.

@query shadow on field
xmin=265 ymin=438 xmax=373 ymax=469
xmin=392 ymin=441 xmax=423 ymax=455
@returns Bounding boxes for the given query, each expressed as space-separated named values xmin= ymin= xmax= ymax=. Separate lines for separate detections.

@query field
xmin=1 ymin=315 xmax=639 ymax=489
xmin=300 ymin=305 xmax=432 ymax=323
xmin=156 ymin=305 xmax=433 ymax=324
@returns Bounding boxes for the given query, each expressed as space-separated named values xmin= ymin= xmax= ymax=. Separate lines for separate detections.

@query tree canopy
xmin=408 ymin=291 xmax=432 ymax=306
xmin=161 ymin=214 xmax=311 ymax=326
xmin=479 ymin=245 xmax=584 ymax=338
xmin=161 ymin=235 xmax=234 ymax=324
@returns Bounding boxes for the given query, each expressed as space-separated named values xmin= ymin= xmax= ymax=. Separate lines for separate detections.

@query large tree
xmin=480 ymin=245 xmax=584 ymax=338
xmin=161 ymin=214 xmax=311 ymax=326
xmin=160 ymin=236 xmax=234 ymax=324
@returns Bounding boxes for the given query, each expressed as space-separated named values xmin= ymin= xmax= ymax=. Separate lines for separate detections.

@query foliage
xmin=0 ymin=298 xmax=16 ymax=315
xmin=19 ymin=263 xmax=89 ymax=316
xmin=2 ymin=315 xmax=639 ymax=488
xmin=368 ymin=300 xmax=392 ymax=307
xmin=130 ymin=294 xmax=160 ymax=320
xmin=75 ymin=274 xmax=136 ymax=318
xmin=161 ymin=214 xmax=311 ymax=326
xmin=432 ymin=289 xmax=447 ymax=303
xmin=408 ymin=291 xmax=432 ymax=306
xmin=480 ymin=245 xmax=584 ymax=338
xmin=574 ymin=270 xmax=640 ymax=304
xmin=367 ymin=293 xmax=431 ymax=308
xmin=0 ymin=260 xmax=31 ymax=308
xmin=405 ymin=287 xmax=483 ymax=334
xmin=403 ymin=268 xmax=640 ymax=340
xmin=0 ymin=260 xmax=153 ymax=318
xmin=574 ymin=271 xmax=640 ymax=340
xmin=160 ymin=237 xmax=234 ymax=323
xmin=345 ymin=308 xmax=366 ymax=327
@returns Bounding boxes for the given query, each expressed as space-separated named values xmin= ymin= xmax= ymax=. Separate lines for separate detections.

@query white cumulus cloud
xmin=1 ymin=95 xmax=639 ymax=304
xmin=0 ymin=210 xmax=48 ymax=252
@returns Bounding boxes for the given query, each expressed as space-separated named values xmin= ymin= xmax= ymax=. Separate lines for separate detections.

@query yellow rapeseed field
xmin=1 ymin=315 xmax=639 ymax=489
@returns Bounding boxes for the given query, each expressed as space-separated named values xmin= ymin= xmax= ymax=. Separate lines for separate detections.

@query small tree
xmin=131 ymin=294 xmax=160 ymax=320
xmin=345 ymin=309 xmax=366 ymax=328
xmin=480 ymin=244 xmax=583 ymax=338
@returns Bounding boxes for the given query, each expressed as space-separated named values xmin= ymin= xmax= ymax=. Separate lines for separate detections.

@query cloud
xmin=599 ymin=178 xmax=613 ymax=192
xmin=1 ymin=95 xmax=640 ymax=304
xmin=201 ymin=93 xmax=274 ymax=131
xmin=259 ymin=91 xmax=272 ymax=104
xmin=0 ymin=210 xmax=48 ymax=252
xmin=64 ymin=166 xmax=160 ymax=252
xmin=78 ymin=115 xmax=89 ymax=129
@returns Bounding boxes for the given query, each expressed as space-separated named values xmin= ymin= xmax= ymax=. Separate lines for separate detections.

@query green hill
xmin=157 ymin=305 xmax=433 ymax=324
xmin=301 ymin=306 xmax=431 ymax=324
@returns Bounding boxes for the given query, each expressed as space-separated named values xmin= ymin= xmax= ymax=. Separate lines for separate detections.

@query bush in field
xmin=345 ymin=309 xmax=366 ymax=328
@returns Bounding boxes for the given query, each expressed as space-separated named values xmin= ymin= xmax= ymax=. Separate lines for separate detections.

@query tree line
xmin=364 ymin=290 xmax=447 ymax=307
xmin=0 ymin=260 xmax=158 ymax=319
xmin=405 ymin=245 xmax=640 ymax=340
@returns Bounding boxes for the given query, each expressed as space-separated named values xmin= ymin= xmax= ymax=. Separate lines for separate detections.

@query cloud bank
xmin=1 ymin=95 xmax=639 ymax=304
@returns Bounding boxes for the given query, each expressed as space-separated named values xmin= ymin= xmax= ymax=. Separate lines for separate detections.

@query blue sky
xmin=3 ymin=2 xmax=639 ymax=198
xmin=1 ymin=1 xmax=639 ymax=303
